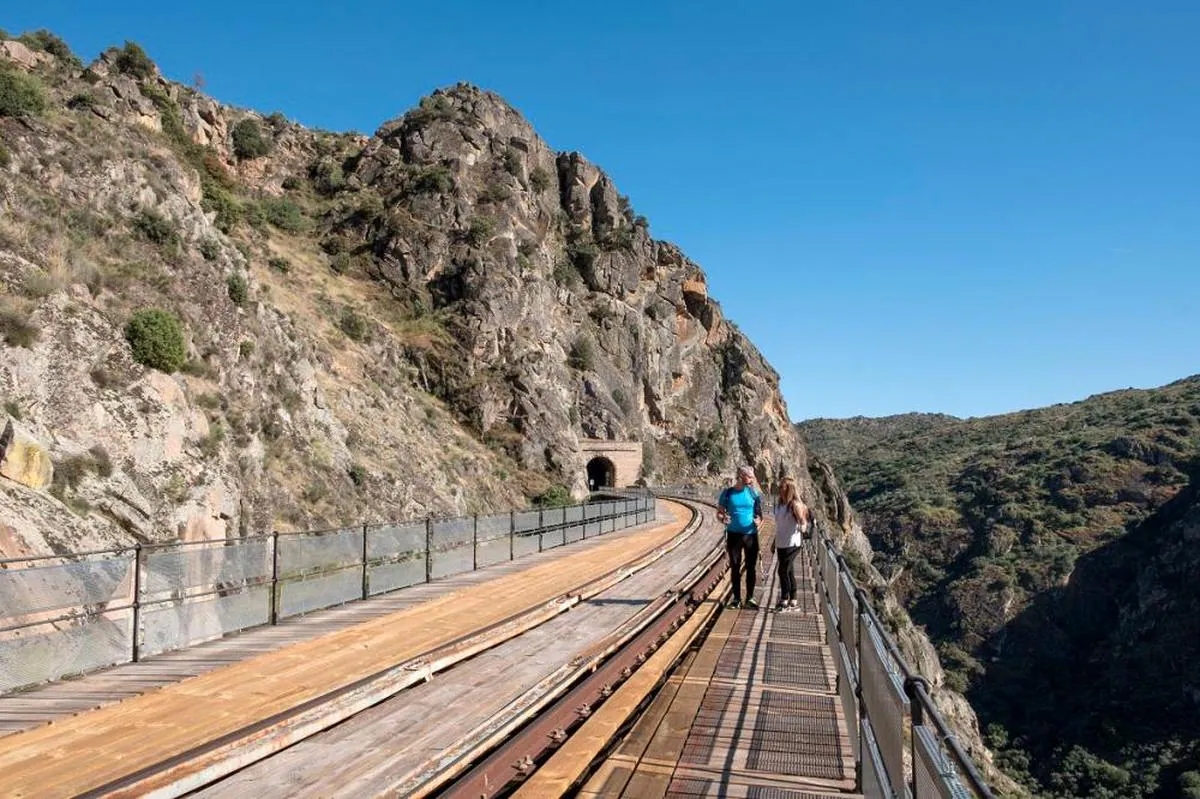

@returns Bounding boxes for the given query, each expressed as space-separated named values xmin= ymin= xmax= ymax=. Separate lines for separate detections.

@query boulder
xmin=0 ymin=41 xmax=50 ymax=71
xmin=0 ymin=419 xmax=53 ymax=490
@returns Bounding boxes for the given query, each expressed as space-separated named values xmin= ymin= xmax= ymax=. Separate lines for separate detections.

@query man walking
xmin=717 ymin=465 xmax=764 ymax=609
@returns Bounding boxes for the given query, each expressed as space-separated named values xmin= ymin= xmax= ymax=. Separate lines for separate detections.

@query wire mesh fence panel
xmin=541 ymin=507 xmax=566 ymax=528
xmin=540 ymin=527 xmax=565 ymax=551
xmin=601 ymin=514 xmax=616 ymax=534
xmin=278 ymin=567 xmax=362 ymax=618
xmin=430 ymin=518 xmax=474 ymax=580
xmin=914 ymin=724 xmax=973 ymax=799
xmin=564 ymin=525 xmax=584 ymax=544
xmin=838 ymin=640 xmax=860 ymax=753
xmin=139 ymin=585 xmax=271 ymax=657
xmin=838 ymin=571 xmax=858 ymax=671
xmin=0 ymin=607 xmax=133 ymax=693
xmin=367 ymin=522 xmax=426 ymax=562
xmin=431 ymin=549 xmax=473 ymax=581
xmin=860 ymin=615 xmax=911 ymax=798
xmin=0 ymin=553 xmax=134 ymax=621
xmin=563 ymin=505 xmax=584 ymax=524
xmin=367 ymin=557 xmax=425 ymax=595
xmin=278 ymin=528 xmax=364 ymax=578
xmin=513 ymin=510 xmax=541 ymax=534
xmin=474 ymin=513 xmax=511 ymax=568
xmin=862 ymin=718 xmax=897 ymax=799
xmin=142 ymin=539 xmax=272 ymax=600
xmin=513 ymin=531 xmax=540 ymax=559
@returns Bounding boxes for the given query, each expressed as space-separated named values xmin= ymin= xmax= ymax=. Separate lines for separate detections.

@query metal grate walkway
xmin=582 ymin=542 xmax=860 ymax=798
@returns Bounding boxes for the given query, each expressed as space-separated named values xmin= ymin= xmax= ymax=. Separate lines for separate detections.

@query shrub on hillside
xmin=0 ymin=309 xmax=39 ymax=348
xmin=113 ymin=41 xmax=155 ymax=79
xmin=232 ymin=119 xmax=272 ymax=160
xmin=260 ymin=198 xmax=305 ymax=231
xmin=226 ymin=274 xmax=248 ymax=306
xmin=0 ymin=68 xmax=48 ymax=118
xmin=465 ymin=216 xmax=496 ymax=246
xmin=131 ymin=208 xmax=178 ymax=248
xmin=310 ymin=157 xmax=345 ymax=195
xmin=533 ymin=485 xmax=572 ymax=508
xmin=529 ymin=166 xmax=553 ymax=193
xmin=124 ymin=309 xmax=186 ymax=373
xmin=338 ymin=308 xmax=369 ymax=342
xmin=413 ymin=164 xmax=453 ymax=194
xmin=18 ymin=29 xmax=79 ymax=65
xmin=567 ymin=336 xmax=595 ymax=371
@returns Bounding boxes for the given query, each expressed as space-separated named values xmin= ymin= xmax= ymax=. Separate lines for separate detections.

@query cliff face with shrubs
xmin=0 ymin=31 xmax=808 ymax=558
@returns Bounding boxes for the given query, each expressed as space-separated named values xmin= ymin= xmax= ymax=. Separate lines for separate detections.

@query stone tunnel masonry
xmin=578 ymin=439 xmax=643 ymax=489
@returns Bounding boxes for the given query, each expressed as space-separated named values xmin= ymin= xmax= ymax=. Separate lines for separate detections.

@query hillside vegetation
xmin=799 ymin=377 xmax=1200 ymax=797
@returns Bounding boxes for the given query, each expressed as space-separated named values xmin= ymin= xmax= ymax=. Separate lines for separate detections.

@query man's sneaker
xmin=775 ymin=602 xmax=787 ymax=612
xmin=788 ymin=599 xmax=798 ymax=610
xmin=727 ymin=598 xmax=741 ymax=609
xmin=745 ymin=597 xmax=760 ymax=610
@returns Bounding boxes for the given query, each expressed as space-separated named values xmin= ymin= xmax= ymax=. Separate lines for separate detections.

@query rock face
xmin=0 ymin=419 xmax=53 ymax=490
xmin=0 ymin=50 xmax=809 ymax=559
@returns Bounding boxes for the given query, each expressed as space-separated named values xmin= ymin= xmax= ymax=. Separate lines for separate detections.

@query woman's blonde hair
xmin=777 ymin=477 xmax=810 ymax=525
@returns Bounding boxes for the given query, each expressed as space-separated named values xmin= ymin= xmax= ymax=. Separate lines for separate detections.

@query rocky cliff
xmin=0 ymin=34 xmax=805 ymax=558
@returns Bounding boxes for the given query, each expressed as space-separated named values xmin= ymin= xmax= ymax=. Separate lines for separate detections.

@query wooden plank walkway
xmin=193 ymin=507 xmax=721 ymax=798
xmin=581 ymin=543 xmax=861 ymax=799
xmin=0 ymin=504 xmax=689 ymax=798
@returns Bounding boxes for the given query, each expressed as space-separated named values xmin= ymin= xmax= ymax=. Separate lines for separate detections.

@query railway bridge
xmin=0 ymin=490 xmax=993 ymax=798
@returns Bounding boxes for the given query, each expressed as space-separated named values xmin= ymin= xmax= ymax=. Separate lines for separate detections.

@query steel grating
xmin=763 ymin=642 xmax=833 ymax=691
xmin=767 ymin=613 xmax=822 ymax=642
xmin=665 ymin=777 xmax=848 ymax=798
xmin=745 ymin=690 xmax=846 ymax=778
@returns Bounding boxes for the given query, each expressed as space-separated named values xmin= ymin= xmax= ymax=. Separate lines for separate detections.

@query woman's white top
xmin=773 ymin=502 xmax=809 ymax=548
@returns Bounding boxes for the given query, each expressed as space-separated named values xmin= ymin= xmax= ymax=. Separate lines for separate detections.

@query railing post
xmin=472 ymin=514 xmax=478 ymax=571
xmin=131 ymin=543 xmax=143 ymax=663
xmin=269 ymin=531 xmax=279 ymax=625
xmin=509 ymin=510 xmax=515 ymax=561
xmin=905 ymin=675 xmax=930 ymax=799
xmin=361 ymin=523 xmax=370 ymax=599
xmin=538 ymin=507 xmax=544 ymax=552
xmin=425 ymin=516 xmax=433 ymax=583
xmin=855 ymin=583 xmax=867 ymax=793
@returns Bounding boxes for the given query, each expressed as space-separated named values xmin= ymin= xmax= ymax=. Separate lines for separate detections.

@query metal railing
xmin=648 ymin=485 xmax=993 ymax=799
xmin=811 ymin=523 xmax=995 ymax=799
xmin=0 ymin=495 xmax=657 ymax=694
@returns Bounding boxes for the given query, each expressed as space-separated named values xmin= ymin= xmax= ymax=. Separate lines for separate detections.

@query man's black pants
xmin=725 ymin=531 xmax=759 ymax=602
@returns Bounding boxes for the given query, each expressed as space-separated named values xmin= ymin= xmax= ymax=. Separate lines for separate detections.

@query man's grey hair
xmin=737 ymin=465 xmax=755 ymax=477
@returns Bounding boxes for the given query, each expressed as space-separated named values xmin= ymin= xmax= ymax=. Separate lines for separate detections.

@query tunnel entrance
xmin=586 ymin=456 xmax=616 ymax=491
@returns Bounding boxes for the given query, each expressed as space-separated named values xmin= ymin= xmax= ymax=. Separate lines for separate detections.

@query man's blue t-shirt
xmin=719 ymin=486 xmax=762 ymax=534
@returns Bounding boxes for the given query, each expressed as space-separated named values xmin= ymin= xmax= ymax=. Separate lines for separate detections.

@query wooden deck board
xmin=0 ymin=506 xmax=687 ymax=797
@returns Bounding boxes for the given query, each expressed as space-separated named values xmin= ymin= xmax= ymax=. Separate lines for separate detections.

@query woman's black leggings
xmin=776 ymin=545 xmax=800 ymax=601
xmin=725 ymin=532 xmax=759 ymax=602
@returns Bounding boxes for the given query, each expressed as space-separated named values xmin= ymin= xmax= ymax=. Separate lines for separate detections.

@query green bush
xmin=338 ymin=308 xmax=369 ymax=342
xmin=260 ymin=198 xmax=305 ymax=231
xmin=124 ymin=309 xmax=186 ymax=373
xmin=113 ymin=41 xmax=155 ymax=79
xmin=413 ymin=164 xmax=453 ymax=194
xmin=0 ymin=143 xmax=10 ymax=169
xmin=533 ymin=485 xmax=572 ymax=508
xmin=281 ymin=175 xmax=303 ymax=191
xmin=231 ymin=119 xmax=272 ymax=160
xmin=567 ymin=336 xmax=595 ymax=371
xmin=466 ymin=216 xmax=496 ymax=246
xmin=131 ymin=208 xmax=178 ymax=248
xmin=0 ymin=68 xmax=48 ymax=118
xmin=202 ymin=180 xmax=241 ymax=233
xmin=347 ymin=463 xmax=367 ymax=487
xmin=227 ymin=274 xmax=248 ymax=306
xmin=238 ymin=340 xmax=255 ymax=358
xmin=198 ymin=237 xmax=220 ymax=261
xmin=310 ymin=157 xmax=345 ymax=195
xmin=267 ymin=256 xmax=291 ymax=274
xmin=529 ymin=166 xmax=552 ymax=193
xmin=18 ymin=30 xmax=79 ymax=65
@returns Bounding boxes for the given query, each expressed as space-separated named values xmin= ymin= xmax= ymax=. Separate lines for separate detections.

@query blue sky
xmin=5 ymin=2 xmax=1198 ymax=420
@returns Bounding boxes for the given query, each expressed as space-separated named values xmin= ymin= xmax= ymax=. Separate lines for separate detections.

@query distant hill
xmin=799 ymin=377 xmax=1200 ymax=798
xmin=797 ymin=412 xmax=961 ymax=464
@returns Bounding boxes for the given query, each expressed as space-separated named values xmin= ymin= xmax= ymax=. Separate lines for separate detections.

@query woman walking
xmin=773 ymin=477 xmax=811 ymax=611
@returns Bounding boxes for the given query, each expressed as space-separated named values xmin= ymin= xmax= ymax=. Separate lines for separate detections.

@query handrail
xmin=0 ymin=494 xmax=657 ymax=694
